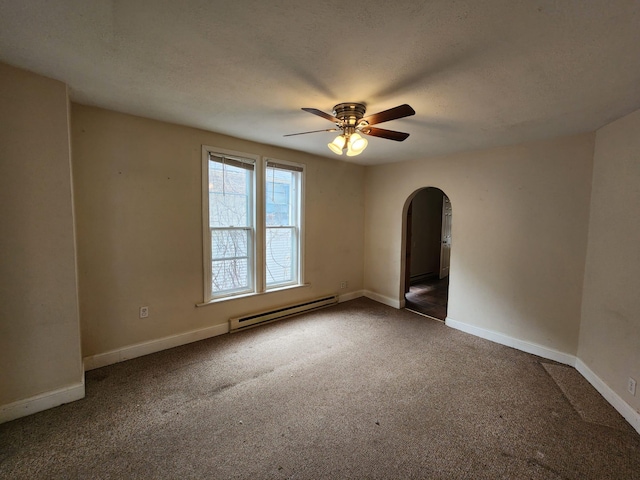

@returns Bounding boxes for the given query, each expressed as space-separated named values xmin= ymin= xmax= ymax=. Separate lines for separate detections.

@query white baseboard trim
xmin=445 ymin=316 xmax=576 ymax=366
xmin=363 ymin=290 xmax=402 ymax=309
xmin=338 ymin=290 xmax=365 ymax=303
xmin=83 ymin=323 xmax=230 ymax=371
xmin=0 ymin=380 xmax=85 ymax=424
xmin=575 ymin=359 xmax=640 ymax=435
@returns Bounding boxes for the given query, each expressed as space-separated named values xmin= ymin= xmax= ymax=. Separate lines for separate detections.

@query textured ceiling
xmin=1 ymin=0 xmax=640 ymax=165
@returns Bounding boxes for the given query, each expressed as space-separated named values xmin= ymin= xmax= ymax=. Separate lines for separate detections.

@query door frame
xmin=400 ymin=187 xmax=453 ymax=305
xmin=439 ymin=194 xmax=452 ymax=279
xmin=404 ymin=202 xmax=413 ymax=294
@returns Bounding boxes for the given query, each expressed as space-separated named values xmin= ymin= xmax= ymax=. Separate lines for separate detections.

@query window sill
xmin=196 ymin=283 xmax=311 ymax=307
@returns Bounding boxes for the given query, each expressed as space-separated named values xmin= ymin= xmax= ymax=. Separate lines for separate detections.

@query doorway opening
xmin=403 ymin=187 xmax=451 ymax=320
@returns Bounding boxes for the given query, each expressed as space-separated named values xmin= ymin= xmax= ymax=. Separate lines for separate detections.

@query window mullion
xmin=255 ymin=157 xmax=265 ymax=293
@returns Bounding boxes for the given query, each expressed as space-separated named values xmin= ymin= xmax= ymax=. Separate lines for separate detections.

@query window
xmin=265 ymin=160 xmax=303 ymax=288
xmin=202 ymin=147 xmax=304 ymax=302
xmin=207 ymin=154 xmax=255 ymax=297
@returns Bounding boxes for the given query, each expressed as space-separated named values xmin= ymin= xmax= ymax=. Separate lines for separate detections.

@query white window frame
xmin=264 ymin=158 xmax=305 ymax=291
xmin=201 ymin=147 xmax=305 ymax=303
xmin=202 ymin=147 xmax=259 ymax=301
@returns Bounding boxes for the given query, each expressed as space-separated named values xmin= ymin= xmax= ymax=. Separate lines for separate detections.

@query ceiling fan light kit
xmin=327 ymin=131 xmax=369 ymax=156
xmin=346 ymin=132 xmax=368 ymax=156
xmin=328 ymin=134 xmax=347 ymax=154
xmin=286 ymin=102 xmax=415 ymax=157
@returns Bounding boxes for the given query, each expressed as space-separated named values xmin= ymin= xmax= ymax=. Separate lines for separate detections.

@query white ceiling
xmin=1 ymin=1 xmax=640 ymax=165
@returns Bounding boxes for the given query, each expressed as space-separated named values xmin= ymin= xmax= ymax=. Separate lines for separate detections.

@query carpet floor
xmin=1 ymin=298 xmax=638 ymax=479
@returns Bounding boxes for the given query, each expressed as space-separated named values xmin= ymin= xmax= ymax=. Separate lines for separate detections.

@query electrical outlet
xmin=139 ymin=306 xmax=149 ymax=319
xmin=340 ymin=281 xmax=348 ymax=289
xmin=628 ymin=377 xmax=637 ymax=396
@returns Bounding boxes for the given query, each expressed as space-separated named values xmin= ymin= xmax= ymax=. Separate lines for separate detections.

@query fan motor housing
xmin=333 ymin=103 xmax=366 ymax=128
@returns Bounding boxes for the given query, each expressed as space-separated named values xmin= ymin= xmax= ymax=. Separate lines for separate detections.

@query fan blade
xmin=301 ymin=108 xmax=342 ymax=124
xmin=283 ymin=128 xmax=337 ymax=137
xmin=361 ymin=127 xmax=410 ymax=141
xmin=362 ymin=104 xmax=415 ymax=126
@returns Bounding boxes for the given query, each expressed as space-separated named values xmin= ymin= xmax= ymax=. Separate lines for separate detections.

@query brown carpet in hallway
xmin=1 ymin=298 xmax=638 ymax=479
xmin=405 ymin=276 xmax=449 ymax=320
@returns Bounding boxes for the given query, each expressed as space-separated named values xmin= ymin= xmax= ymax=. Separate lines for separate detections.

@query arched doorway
xmin=403 ymin=187 xmax=451 ymax=320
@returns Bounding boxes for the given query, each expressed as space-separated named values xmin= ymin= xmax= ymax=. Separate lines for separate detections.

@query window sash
xmin=210 ymin=227 xmax=254 ymax=297
xmin=265 ymin=168 xmax=297 ymax=228
xmin=265 ymin=225 xmax=297 ymax=287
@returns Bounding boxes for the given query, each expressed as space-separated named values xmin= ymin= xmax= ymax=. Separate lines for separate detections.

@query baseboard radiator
xmin=229 ymin=295 xmax=338 ymax=333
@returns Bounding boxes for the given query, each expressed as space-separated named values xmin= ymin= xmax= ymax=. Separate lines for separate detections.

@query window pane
xmin=266 ymin=168 xmax=294 ymax=226
xmin=209 ymin=161 xmax=250 ymax=227
xmin=212 ymin=258 xmax=249 ymax=293
xmin=266 ymin=227 xmax=294 ymax=285
xmin=211 ymin=229 xmax=248 ymax=260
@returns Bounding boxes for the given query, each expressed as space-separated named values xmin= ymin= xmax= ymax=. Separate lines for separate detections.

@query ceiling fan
xmin=284 ymin=103 xmax=415 ymax=157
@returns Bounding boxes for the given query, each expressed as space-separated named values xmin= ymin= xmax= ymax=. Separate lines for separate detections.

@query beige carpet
xmin=1 ymin=298 xmax=638 ymax=479
xmin=542 ymin=363 xmax=631 ymax=432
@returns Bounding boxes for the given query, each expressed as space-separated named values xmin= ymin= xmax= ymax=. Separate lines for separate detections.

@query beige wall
xmin=410 ymin=188 xmax=444 ymax=279
xmin=578 ymin=108 xmax=640 ymax=412
xmin=364 ymin=134 xmax=594 ymax=354
xmin=71 ymin=105 xmax=364 ymax=358
xmin=0 ymin=63 xmax=83 ymax=406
